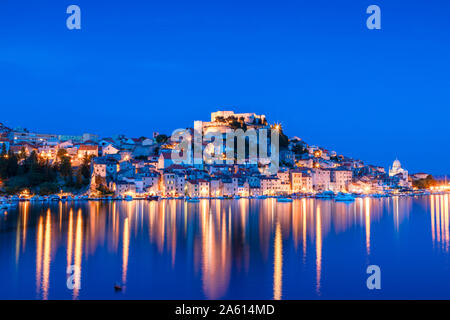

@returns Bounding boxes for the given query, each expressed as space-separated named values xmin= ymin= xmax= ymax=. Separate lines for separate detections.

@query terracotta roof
xmin=79 ymin=145 xmax=98 ymax=151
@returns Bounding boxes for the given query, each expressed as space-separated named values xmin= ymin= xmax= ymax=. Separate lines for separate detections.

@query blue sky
xmin=0 ymin=0 xmax=449 ymax=174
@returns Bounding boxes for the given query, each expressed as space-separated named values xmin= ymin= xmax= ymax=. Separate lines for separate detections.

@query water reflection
xmin=315 ymin=205 xmax=322 ymax=295
xmin=0 ymin=195 xmax=449 ymax=299
xmin=431 ymin=194 xmax=450 ymax=251
xmin=273 ymin=221 xmax=282 ymax=300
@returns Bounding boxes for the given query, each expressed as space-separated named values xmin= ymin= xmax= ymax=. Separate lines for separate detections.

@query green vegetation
xmin=96 ymin=184 xmax=114 ymax=196
xmin=0 ymin=149 xmax=93 ymax=195
xmin=292 ymin=143 xmax=308 ymax=155
xmin=412 ymin=175 xmax=438 ymax=189
xmin=156 ymin=134 xmax=169 ymax=144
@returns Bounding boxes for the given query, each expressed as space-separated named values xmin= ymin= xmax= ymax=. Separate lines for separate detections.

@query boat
xmin=277 ymin=197 xmax=293 ymax=203
xmin=31 ymin=195 xmax=45 ymax=202
xmin=233 ymin=195 xmax=241 ymax=200
xmin=124 ymin=195 xmax=133 ymax=201
xmin=315 ymin=191 xmax=335 ymax=199
xmin=371 ymin=193 xmax=383 ymax=198
xmin=186 ymin=197 xmax=200 ymax=203
xmin=147 ymin=195 xmax=159 ymax=201
xmin=257 ymin=195 xmax=268 ymax=199
xmin=0 ymin=199 xmax=14 ymax=210
xmin=334 ymin=193 xmax=355 ymax=202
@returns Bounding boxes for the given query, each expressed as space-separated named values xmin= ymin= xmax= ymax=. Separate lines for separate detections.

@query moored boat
xmin=315 ymin=191 xmax=335 ymax=199
xmin=277 ymin=197 xmax=293 ymax=203
xmin=334 ymin=193 xmax=355 ymax=202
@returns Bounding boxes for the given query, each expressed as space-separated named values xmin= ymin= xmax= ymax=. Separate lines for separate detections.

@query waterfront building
xmin=237 ymin=179 xmax=250 ymax=197
xmin=210 ymin=178 xmax=223 ymax=197
xmin=290 ymin=168 xmax=313 ymax=193
xmin=186 ymin=179 xmax=209 ymax=198
xmin=161 ymin=172 xmax=177 ymax=196
xmin=260 ymin=176 xmax=279 ymax=195
xmin=312 ymin=168 xmax=331 ymax=191
xmin=329 ymin=168 xmax=353 ymax=192
xmin=250 ymin=187 xmax=262 ymax=196
xmin=115 ymin=181 xmax=136 ymax=196
xmin=222 ymin=177 xmax=238 ymax=197
xmin=141 ymin=171 xmax=160 ymax=195
xmin=174 ymin=173 xmax=186 ymax=196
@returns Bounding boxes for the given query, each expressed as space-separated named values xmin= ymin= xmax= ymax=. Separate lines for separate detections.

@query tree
xmin=38 ymin=182 xmax=59 ymax=195
xmin=96 ymin=184 xmax=113 ymax=196
xmin=156 ymin=134 xmax=169 ymax=144
xmin=18 ymin=147 xmax=27 ymax=161
xmin=413 ymin=175 xmax=438 ymax=189
xmin=292 ymin=144 xmax=307 ymax=155
xmin=59 ymin=156 xmax=73 ymax=179
xmin=80 ymin=154 xmax=91 ymax=179
xmin=6 ymin=151 xmax=19 ymax=177
xmin=57 ymin=148 xmax=68 ymax=161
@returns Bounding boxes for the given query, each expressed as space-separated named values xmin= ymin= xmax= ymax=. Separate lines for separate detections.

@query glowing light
xmin=273 ymin=221 xmax=283 ymax=300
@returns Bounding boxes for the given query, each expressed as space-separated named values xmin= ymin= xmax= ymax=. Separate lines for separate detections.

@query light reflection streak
xmin=5 ymin=195 xmax=445 ymax=299
xmin=73 ymin=209 xmax=83 ymax=299
xmin=22 ymin=202 xmax=28 ymax=251
xmin=122 ymin=217 xmax=130 ymax=290
xmin=42 ymin=210 xmax=52 ymax=300
xmin=35 ymin=216 xmax=43 ymax=297
xmin=273 ymin=221 xmax=282 ymax=300
xmin=431 ymin=195 xmax=450 ymax=251
xmin=365 ymin=197 xmax=371 ymax=255
xmin=315 ymin=205 xmax=322 ymax=296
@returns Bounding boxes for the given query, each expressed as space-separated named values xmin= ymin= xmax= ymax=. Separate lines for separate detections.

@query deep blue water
xmin=0 ymin=195 xmax=449 ymax=300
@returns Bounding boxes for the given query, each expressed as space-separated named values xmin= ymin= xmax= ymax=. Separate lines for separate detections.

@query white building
xmin=389 ymin=159 xmax=411 ymax=188
xmin=312 ymin=169 xmax=331 ymax=191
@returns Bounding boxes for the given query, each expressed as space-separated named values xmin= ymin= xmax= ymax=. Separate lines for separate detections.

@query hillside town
xmin=0 ymin=111 xmax=447 ymax=202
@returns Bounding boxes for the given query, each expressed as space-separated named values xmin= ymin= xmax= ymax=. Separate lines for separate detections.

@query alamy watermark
xmin=366 ymin=265 xmax=381 ymax=290
xmin=67 ymin=265 xmax=81 ymax=290
xmin=366 ymin=5 xmax=381 ymax=30
xmin=66 ymin=5 xmax=81 ymax=30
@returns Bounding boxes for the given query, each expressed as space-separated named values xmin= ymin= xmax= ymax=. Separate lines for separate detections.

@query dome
xmin=392 ymin=159 xmax=401 ymax=169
